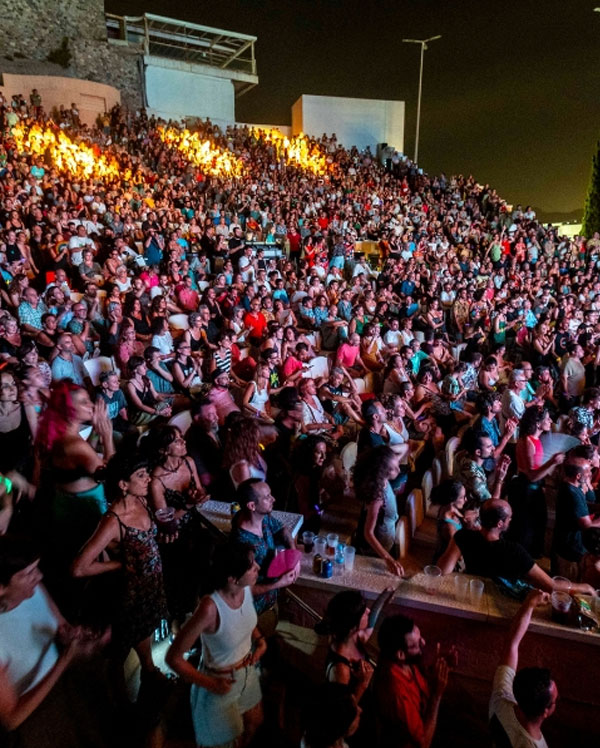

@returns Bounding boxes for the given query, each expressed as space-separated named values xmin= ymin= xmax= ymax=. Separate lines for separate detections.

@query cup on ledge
xmin=469 ymin=578 xmax=485 ymax=605
xmin=344 ymin=545 xmax=356 ymax=572
xmin=326 ymin=533 xmax=339 ymax=557
xmin=551 ymin=591 xmax=572 ymax=625
xmin=314 ymin=536 xmax=327 ymax=557
xmin=454 ymin=573 xmax=469 ymax=601
xmin=155 ymin=507 xmax=178 ymax=535
xmin=423 ymin=565 xmax=442 ymax=595
xmin=302 ymin=531 xmax=315 ymax=554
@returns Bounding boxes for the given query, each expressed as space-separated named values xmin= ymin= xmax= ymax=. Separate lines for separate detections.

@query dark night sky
xmin=106 ymin=0 xmax=600 ymax=216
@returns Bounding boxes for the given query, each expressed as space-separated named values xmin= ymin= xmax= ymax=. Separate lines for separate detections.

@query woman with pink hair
xmin=35 ymin=380 xmax=114 ymax=567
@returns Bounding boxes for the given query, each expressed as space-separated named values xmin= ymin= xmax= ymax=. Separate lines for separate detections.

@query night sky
xmin=106 ymin=0 xmax=600 ymax=217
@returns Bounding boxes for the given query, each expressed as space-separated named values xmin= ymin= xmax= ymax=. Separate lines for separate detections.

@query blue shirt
xmin=231 ymin=513 xmax=285 ymax=614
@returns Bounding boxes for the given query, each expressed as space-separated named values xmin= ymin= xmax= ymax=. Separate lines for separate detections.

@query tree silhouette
xmin=582 ymin=139 xmax=600 ymax=238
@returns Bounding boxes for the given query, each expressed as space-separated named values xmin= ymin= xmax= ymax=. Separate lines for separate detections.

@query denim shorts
xmin=190 ymin=662 xmax=262 ymax=746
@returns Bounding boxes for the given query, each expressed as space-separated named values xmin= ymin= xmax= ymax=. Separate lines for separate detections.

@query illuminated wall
xmin=292 ymin=94 xmax=405 ymax=153
xmin=144 ymin=57 xmax=235 ymax=126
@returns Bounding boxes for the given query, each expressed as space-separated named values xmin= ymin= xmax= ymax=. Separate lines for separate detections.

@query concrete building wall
xmin=292 ymin=94 xmax=404 ymax=152
xmin=144 ymin=58 xmax=236 ymax=126
xmin=0 ymin=74 xmax=120 ymax=127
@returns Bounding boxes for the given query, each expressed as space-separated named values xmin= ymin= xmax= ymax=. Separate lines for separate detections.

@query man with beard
xmin=438 ymin=500 xmax=596 ymax=596
xmin=373 ymin=614 xmax=452 ymax=748
xmin=186 ymin=398 xmax=224 ymax=492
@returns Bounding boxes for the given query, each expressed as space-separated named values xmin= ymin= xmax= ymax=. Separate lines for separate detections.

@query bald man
xmin=438 ymin=500 xmax=595 ymax=596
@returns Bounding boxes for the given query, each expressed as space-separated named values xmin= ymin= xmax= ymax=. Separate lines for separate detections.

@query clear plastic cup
xmin=155 ymin=507 xmax=178 ymax=534
xmin=469 ymin=578 xmax=485 ymax=605
xmin=423 ymin=565 xmax=442 ymax=595
xmin=454 ymin=573 xmax=469 ymax=601
xmin=552 ymin=576 xmax=572 ymax=592
xmin=326 ymin=533 xmax=339 ymax=557
xmin=344 ymin=546 xmax=356 ymax=572
xmin=302 ymin=531 xmax=315 ymax=554
xmin=314 ymin=536 xmax=327 ymax=557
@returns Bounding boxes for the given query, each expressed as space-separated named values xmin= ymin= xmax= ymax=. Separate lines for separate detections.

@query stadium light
xmin=402 ymin=35 xmax=442 ymax=165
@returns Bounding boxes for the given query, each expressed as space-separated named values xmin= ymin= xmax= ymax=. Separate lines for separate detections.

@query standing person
xmin=34 ymin=382 xmax=114 ymax=571
xmin=316 ymin=588 xmax=395 ymax=704
xmin=353 ymin=446 xmax=404 ymax=576
xmin=560 ymin=342 xmax=586 ymax=410
xmin=0 ymin=535 xmax=112 ymax=745
xmin=148 ymin=425 xmax=208 ymax=620
xmin=508 ymin=407 xmax=564 ymax=558
xmin=373 ymin=614 xmax=453 ymax=748
xmin=489 ymin=590 xmax=557 ymax=748
xmin=552 ymin=460 xmax=600 ymax=580
xmin=72 ymin=453 xmax=168 ymax=683
xmin=166 ymin=544 xmax=265 ymax=748
xmin=230 ymin=479 xmax=298 ymax=632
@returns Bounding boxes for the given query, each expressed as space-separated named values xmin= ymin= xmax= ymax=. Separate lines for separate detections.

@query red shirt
xmin=374 ymin=662 xmax=430 ymax=747
xmin=337 ymin=343 xmax=359 ymax=368
xmin=282 ymin=355 xmax=303 ymax=381
xmin=244 ymin=310 xmax=267 ymax=340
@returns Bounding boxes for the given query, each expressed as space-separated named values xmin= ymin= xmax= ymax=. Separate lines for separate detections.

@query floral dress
xmin=108 ymin=501 xmax=167 ymax=652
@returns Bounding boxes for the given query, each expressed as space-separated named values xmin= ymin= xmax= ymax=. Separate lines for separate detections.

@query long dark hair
xmin=353 ymin=445 xmax=396 ymax=504
xmin=519 ymin=405 xmax=547 ymax=438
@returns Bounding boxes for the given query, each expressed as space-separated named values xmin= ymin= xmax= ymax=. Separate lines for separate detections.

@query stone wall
xmin=0 ymin=0 xmax=143 ymax=110
xmin=0 ymin=0 xmax=106 ymax=60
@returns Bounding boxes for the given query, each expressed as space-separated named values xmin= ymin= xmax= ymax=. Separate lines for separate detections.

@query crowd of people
xmin=1 ymin=90 xmax=600 ymax=747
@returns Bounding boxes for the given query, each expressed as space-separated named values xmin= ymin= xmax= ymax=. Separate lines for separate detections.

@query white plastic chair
xmin=354 ymin=377 xmax=367 ymax=394
xmin=302 ymin=355 xmax=330 ymax=379
xmin=83 ymin=356 xmax=118 ymax=386
xmin=341 ymin=441 xmax=358 ymax=481
xmin=168 ymin=410 xmax=193 ymax=435
xmin=405 ymin=489 xmax=424 ymax=536
xmin=168 ymin=314 xmax=190 ymax=332
xmin=198 ymin=280 xmax=210 ymax=292
xmin=395 ymin=516 xmax=409 ymax=559
xmin=431 ymin=456 xmax=443 ymax=487
xmin=422 ymin=470 xmax=440 ymax=519
xmin=445 ymin=436 xmax=461 ymax=479
xmin=69 ymin=292 xmax=83 ymax=303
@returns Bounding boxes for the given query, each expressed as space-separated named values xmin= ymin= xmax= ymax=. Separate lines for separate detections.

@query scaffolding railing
xmin=106 ymin=12 xmax=257 ymax=77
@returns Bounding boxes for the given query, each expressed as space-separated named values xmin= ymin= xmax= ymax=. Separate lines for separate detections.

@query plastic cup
xmin=302 ymin=531 xmax=315 ymax=554
xmin=469 ymin=578 xmax=485 ymax=605
xmin=344 ymin=546 xmax=356 ymax=572
xmin=552 ymin=576 xmax=572 ymax=592
xmin=423 ymin=565 xmax=442 ymax=595
xmin=326 ymin=533 xmax=339 ymax=557
xmin=454 ymin=573 xmax=469 ymax=601
xmin=155 ymin=507 xmax=178 ymax=534
xmin=551 ymin=591 xmax=572 ymax=625
xmin=314 ymin=536 xmax=327 ymax=557
xmin=334 ymin=545 xmax=345 ymax=576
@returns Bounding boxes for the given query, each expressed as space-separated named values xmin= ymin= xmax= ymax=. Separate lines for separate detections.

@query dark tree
xmin=582 ymin=139 xmax=600 ymax=239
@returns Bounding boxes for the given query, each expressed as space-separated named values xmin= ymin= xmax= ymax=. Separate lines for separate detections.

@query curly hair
xmin=222 ymin=417 xmax=261 ymax=468
xmin=352 ymin=445 xmax=397 ymax=504
xmin=519 ymin=405 xmax=548 ymax=438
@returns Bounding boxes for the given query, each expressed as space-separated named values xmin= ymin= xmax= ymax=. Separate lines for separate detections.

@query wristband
xmin=0 ymin=475 xmax=12 ymax=493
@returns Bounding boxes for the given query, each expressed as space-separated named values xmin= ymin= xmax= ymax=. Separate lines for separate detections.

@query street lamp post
xmin=402 ymin=35 xmax=441 ymax=165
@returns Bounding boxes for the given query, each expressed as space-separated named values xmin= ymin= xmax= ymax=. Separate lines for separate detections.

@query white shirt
xmin=0 ymin=586 xmax=60 ymax=696
xmin=489 ymin=666 xmax=548 ymax=748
